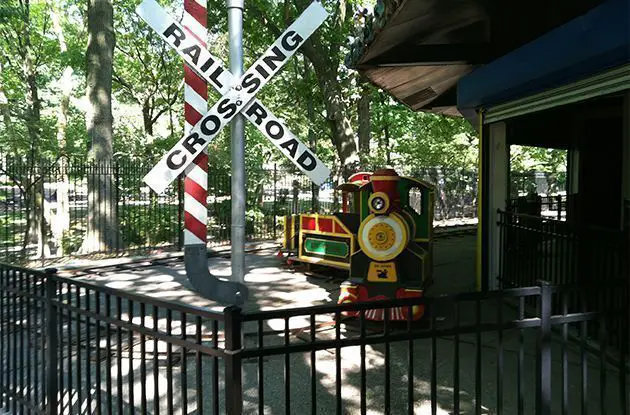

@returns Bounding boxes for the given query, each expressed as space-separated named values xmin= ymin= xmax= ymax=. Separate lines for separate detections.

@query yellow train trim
xmin=370 ymin=175 xmax=400 ymax=181
xmin=297 ymin=215 xmax=355 ymax=270
xmin=299 ymin=213 xmax=354 ymax=236
xmin=291 ymin=255 xmax=351 ymax=270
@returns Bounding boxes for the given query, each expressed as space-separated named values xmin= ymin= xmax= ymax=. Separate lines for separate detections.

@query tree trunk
xmin=301 ymin=46 xmax=358 ymax=180
xmin=51 ymin=6 xmax=73 ymax=255
xmin=384 ymin=124 xmax=391 ymax=165
xmin=358 ymin=78 xmax=371 ymax=168
xmin=250 ymin=0 xmax=358 ymax=180
xmin=53 ymin=68 xmax=73 ymax=255
xmin=84 ymin=0 xmax=119 ymax=252
xmin=316 ymin=66 xmax=358 ymax=180
xmin=22 ymin=0 xmax=44 ymax=258
xmin=303 ymin=61 xmax=320 ymax=213
xmin=0 ymin=62 xmax=12 ymax=150
xmin=308 ymin=98 xmax=320 ymax=213
xmin=142 ymin=100 xmax=154 ymax=136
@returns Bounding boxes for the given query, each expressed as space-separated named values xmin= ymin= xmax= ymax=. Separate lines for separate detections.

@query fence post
xmin=178 ymin=177 xmax=184 ymax=250
xmin=537 ymin=280 xmax=552 ymax=415
xmin=273 ymin=164 xmax=277 ymax=240
xmin=40 ymin=176 xmax=46 ymax=261
xmin=292 ymin=180 xmax=299 ymax=215
xmin=556 ymin=195 xmax=562 ymax=221
xmin=224 ymin=305 xmax=243 ymax=415
xmin=45 ymin=269 xmax=58 ymax=415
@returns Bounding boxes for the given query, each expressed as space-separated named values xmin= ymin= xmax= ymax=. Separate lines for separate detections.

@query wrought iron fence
xmin=0 ymin=158 xmax=487 ymax=263
xmin=411 ymin=167 xmax=479 ymax=222
xmin=0 ymin=158 xmax=339 ymax=263
xmin=1 ymin=263 xmax=627 ymax=414
xmin=498 ymin=210 xmax=627 ymax=288
xmin=510 ymin=171 xmax=567 ymax=198
xmin=507 ymin=194 xmax=568 ymax=221
xmin=0 ymin=265 xmax=228 ymax=415
xmin=498 ymin=210 xmax=628 ymax=351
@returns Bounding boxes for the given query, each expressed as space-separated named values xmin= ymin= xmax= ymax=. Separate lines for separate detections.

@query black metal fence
xmin=0 ymin=158 xmax=486 ymax=264
xmin=511 ymin=171 xmax=567 ymax=198
xmin=0 ymin=265 xmax=228 ymax=415
xmin=498 ymin=210 xmax=627 ymax=288
xmin=0 ymin=158 xmax=338 ymax=263
xmin=507 ymin=194 xmax=568 ymax=221
xmin=1 ymin=264 xmax=627 ymax=414
xmin=411 ymin=167 xmax=478 ymax=221
xmin=498 ymin=210 xmax=628 ymax=351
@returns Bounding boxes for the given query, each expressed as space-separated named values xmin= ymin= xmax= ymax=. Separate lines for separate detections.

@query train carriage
xmin=281 ymin=168 xmax=435 ymax=321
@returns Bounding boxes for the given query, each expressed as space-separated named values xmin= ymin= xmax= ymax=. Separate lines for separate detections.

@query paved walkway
xmin=59 ymin=235 xmax=478 ymax=312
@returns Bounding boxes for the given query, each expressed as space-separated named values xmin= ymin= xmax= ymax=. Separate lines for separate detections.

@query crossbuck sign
xmin=138 ymin=0 xmax=331 ymax=194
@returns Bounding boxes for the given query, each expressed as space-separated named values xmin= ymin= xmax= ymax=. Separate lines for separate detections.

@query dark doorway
xmin=579 ymin=115 xmax=623 ymax=229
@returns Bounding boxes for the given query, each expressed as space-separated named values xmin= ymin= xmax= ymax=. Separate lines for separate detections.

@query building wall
xmin=486 ymin=122 xmax=507 ymax=291
xmin=623 ymin=91 xmax=630 ymax=226
xmin=483 ymin=92 xmax=628 ymax=290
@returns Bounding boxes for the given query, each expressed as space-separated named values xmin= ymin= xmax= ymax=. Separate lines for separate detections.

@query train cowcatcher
xmin=279 ymin=168 xmax=435 ymax=321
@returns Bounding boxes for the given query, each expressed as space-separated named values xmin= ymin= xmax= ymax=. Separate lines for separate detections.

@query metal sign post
xmin=228 ymin=0 xmax=245 ymax=284
xmin=136 ymin=0 xmax=330 ymax=305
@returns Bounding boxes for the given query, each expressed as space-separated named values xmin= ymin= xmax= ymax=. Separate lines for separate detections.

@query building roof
xmin=457 ymin=0 xmax=630 ymax=111
xmin=348 ymin=0 xmax=606 ymax=116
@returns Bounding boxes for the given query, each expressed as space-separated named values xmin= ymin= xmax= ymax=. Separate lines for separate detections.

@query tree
xmin=49 ymin=0 xmax=75 ymax=253
xmin=83 ymin=0 xmax=119 ymax=252
xmin=0 ymin=0 xmax=53 ymax=257
xmin=246 ymin=0 xmax=360 ymax=179
xmin=112 ymin=0 xmax=182 ymax=139
xmin=357 ymin=75 xmax=371 ymax=168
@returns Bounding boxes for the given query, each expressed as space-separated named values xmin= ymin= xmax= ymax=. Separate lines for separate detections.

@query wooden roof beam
xmin=358 ymin=42 xmax=492 ymax=67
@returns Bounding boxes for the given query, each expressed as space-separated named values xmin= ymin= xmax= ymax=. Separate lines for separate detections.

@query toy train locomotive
xmin=280 ymin=168 xmax=435 ymax=321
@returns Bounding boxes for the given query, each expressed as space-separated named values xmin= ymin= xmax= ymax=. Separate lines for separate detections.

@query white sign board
xmin=139 ymin=0 xmax=330 ymax=194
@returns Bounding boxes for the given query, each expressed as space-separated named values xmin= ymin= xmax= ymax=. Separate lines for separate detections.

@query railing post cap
xmin=44 ymin=268 xmax=57 ymax=275
xmin=224 ymin=305 xmax=242 ymax=314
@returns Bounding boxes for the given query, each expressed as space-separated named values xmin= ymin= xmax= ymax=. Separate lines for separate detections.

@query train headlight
xmin=368 ymin=192 xmax=390 ymax=214
xmin=372 ymin=197 xmax=385 ymax=211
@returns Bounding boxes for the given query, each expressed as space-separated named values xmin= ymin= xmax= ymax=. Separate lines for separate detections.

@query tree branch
xmin=112 ymin=70 xmax=141 ymax=105
xmin=246 ymin=1 xmax=282 ymax=38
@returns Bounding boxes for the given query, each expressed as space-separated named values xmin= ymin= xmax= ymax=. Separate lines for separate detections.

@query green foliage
xmin=0 ymin=0 xmax=568 ymax=233
xmin=61 ymin=227 xmax=84 ymax=255
xmin=510 ymin=145 xmax=567 ymax=173
xmin=0 ymin=0 xmax=496 ymax=180
xmin=120 ymin=205 xmax=180 ymax=247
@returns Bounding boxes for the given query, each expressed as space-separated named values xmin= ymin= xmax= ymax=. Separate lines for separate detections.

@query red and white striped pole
xmin=180 ymin=0 xmax=248 ymax=305
xmin=183 ymin=0 xmax=208 ymax=246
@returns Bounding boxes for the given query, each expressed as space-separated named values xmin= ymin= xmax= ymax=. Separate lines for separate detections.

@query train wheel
xmin=396 ymin=288 xmax=425 ymax=321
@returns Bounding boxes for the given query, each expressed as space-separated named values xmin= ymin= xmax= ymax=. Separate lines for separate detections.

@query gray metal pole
xmin=228 ymin=0 xmax=246 ymax=284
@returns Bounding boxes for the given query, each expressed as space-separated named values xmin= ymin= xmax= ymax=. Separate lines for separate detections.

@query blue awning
xmin=457 ymin=0 xmax=630 ymax=110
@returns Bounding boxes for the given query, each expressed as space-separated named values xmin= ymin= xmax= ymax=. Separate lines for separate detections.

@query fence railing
xmin=498 ymin=210 xmax=627 ymax=287
xmin=0 ymin=265 xmax=228 ymax=415
xmin=498 ymin=210 xmax=629 ymax=351
xmin=1 ymin=264 xmax=627 ymax=414
xmin=507 ymin=194 xmax=568 ymax=221
xmin=0 ymin=159 xmax=336 ymax=263
xmin=0 ymin=158 xmax=485 ymax=263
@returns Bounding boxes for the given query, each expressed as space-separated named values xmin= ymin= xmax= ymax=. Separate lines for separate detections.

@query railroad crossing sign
xmin=137 ymin=0 xmax=331 ymax=194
